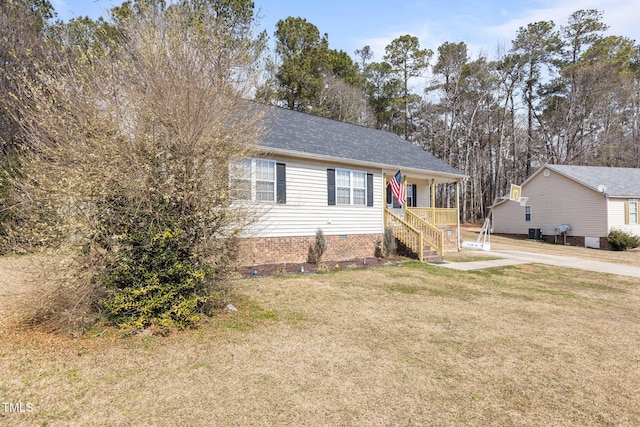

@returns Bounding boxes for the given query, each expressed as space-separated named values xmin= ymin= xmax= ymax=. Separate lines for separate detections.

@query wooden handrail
xmin=407 ymin=207 xmax=458 ymax=226
xmin=384 ymin=208 xmax=423 ymax=261
xmin=405 ymin=209 xmax=445 ymax=256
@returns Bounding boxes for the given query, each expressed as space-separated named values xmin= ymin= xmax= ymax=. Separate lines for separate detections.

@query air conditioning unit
xmin=528 ymin=228 xmax=543 ymax=240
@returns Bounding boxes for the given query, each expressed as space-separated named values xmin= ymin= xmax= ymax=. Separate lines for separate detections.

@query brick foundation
xmin=239 ymin=228 xmax=460 ymax=266
xmin=550 ymin=235 xmax=612 ymax=250
xmin=238 ymin=233 xmax=384 ymax=265
xmin=496 ymin=233 xmax=611 ymax=250
xmin=440 ymin=226 xmax=459 ymax=252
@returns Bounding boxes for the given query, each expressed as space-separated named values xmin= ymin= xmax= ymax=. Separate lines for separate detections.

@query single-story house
xmin=492 ymin=164 xmax=640 ymax=248
xmin=236 ymin=106 xmax=465 ymax=265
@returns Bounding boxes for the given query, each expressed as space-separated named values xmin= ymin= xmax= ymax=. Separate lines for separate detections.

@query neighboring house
xmin=236 ymin=106 xmax=465 ymax=265
xmin=492 ymin=164 xmax=640 ymax=248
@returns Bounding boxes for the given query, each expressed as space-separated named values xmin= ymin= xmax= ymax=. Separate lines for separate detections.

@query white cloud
xmin=486 ymin=0 xmax=640 ymax=49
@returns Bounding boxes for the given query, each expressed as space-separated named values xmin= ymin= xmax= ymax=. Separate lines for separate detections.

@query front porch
xmin=406 ymin=207 xmax=458 ymax=226
xmin=383 ymin=172 xmax=461 ymax=260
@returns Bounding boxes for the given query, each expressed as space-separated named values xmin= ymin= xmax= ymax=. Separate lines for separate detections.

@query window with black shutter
xmin=329 ymin=168 xmax=374 ymax=206
xmin=276 ymin=163 xmax=286 ymax=204
xmin=327 ymin=169 xmax=336 ymax=205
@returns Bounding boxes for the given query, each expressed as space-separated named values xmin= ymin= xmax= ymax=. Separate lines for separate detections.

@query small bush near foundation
xmin=608 ymin=229 xmax=639 ymax=251
xmin=307 ymin=229 xmax=327 ymax=263
xmin=316 ymin=263 xmax=329 ymax=273
xmin=383 ymin=226 xmax=397 ymax=256
xmin=374 ymin=240 xmax=383 ymax=258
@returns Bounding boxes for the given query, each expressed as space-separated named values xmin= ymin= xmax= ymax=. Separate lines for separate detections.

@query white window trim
xmin=231 ymin=158 xmax=276 ymax=203
xmin=524 ymin=205 xmax=532 ymax=222
xmin=336 ymin=168 xmax=367 ymax=206
xmin=630 ymin=200 xmax=638 ymax=224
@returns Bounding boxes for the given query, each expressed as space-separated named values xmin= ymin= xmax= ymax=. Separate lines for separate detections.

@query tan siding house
xmin=492 ymin=165 xmax=640 ymax=248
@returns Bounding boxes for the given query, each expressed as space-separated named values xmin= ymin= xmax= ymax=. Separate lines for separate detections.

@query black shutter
xmin=412 ymin=184 xmax=417 ymax=207
xmin=367 ymin=173 xmax=374 ymax=207
xmin=276 ymin=163 xmax=286 ymax=204
xmin=327 ymin=169 xmax=336 ymax=205
xmin=386 ymin=181 xmax=391 ymax=205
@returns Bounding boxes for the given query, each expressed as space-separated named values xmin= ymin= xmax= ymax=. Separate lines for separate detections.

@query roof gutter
xmin=259 ymin=146 xmax=467 ymax=182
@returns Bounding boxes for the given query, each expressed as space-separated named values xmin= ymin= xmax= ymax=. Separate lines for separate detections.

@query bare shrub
xmin=383 ymin=225 xmax=397 ymax=256
xmin=307 ymin=229 xmax=327 ymax=264
xmin=12 ymin=253 xmax=106 ymax=332
xmin=4 ymin=3 xmax=266 ymax=330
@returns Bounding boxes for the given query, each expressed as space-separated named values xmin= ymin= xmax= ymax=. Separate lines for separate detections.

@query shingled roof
xmin=257 ymin=106 xmax=462 ymax=179
xmin=543 ymin=164 xmax=640 ymax=198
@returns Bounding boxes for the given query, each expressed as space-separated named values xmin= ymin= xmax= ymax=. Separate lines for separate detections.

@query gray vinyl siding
xmin=246 ymin=156 xmax=383 ymax=238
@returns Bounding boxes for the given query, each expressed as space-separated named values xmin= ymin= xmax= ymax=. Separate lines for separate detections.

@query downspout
xmin=604 ymin=191 xmax=609 ymax=240
xmin=456 ymin=179 xmax=461 ymax=251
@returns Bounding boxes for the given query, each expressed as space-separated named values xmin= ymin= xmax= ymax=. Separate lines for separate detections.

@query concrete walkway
xmin=436 ymin=250 xmax=640 ymax=279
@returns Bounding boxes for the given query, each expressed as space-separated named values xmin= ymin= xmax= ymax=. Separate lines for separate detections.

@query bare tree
xmin=313 ymin=76 xmax=374 ymax=126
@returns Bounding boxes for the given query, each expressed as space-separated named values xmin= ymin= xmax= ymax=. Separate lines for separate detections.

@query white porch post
xmin=430 ymin=179 xmax=436 ymax=209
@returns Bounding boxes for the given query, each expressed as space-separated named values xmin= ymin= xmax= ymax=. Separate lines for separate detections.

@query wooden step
xmin=395 ymin=238 xmax=443 ymax=263
xmin=423 ymin=246 xmax=443 ymax=263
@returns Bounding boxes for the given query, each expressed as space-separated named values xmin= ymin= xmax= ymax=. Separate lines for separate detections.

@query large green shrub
xmin=607 ymin=229 xmax=639 ymax=251
xmin=100 ymin=228 xmax=222 ymax=330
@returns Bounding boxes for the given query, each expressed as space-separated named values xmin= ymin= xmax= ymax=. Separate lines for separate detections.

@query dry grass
xmin=0 ymin=252 xmax=103 ymax=333
xmin=0 ymin=255 xmax=39 ymax=329
xmin=462 ymin=226 xmax=640 ymax=267
xmin=2 ymin=249 xmax=640 ymax=426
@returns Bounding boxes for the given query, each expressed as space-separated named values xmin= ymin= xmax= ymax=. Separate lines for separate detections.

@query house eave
xmin=259 ymin=146 xmax=467 ymax=182
xmin=489 ymin=197 xmax=510 ymax=209
xmin=607 ymin=194 xmax=640 ymax=199
xmin=542 ymin=164 xmax=640 ymax=198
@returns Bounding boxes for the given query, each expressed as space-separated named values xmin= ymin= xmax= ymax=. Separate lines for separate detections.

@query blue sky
xmin=53 ymin=0 xmax=640 ymax=60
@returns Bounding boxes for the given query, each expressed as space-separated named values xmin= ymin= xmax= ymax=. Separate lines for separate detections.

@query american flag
xmin=389 ymin=170 xmax=406 ymax=206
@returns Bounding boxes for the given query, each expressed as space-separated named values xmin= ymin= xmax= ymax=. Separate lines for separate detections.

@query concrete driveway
xmin=437 ymin=250 xmax=640 ymax=279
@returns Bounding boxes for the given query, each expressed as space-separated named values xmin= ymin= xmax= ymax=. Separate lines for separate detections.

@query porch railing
xmin=405 ymin=209 xmax=444 ymax=256
xmin=384 ymin=208 xmax=423 ymax=262
xmin=407 ymin=207 xmax=458 ymax=226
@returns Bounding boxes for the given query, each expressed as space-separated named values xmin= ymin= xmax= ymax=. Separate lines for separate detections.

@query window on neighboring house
xmin=524 ymin=205 xmax=532 ymax=222
xmin=629 ymin=200 xmax=638 ymax=224
xmin=230 ymin=159 xmax=286 ymax=203
xmin=328 ymin=168 xmax=373 ymax=206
